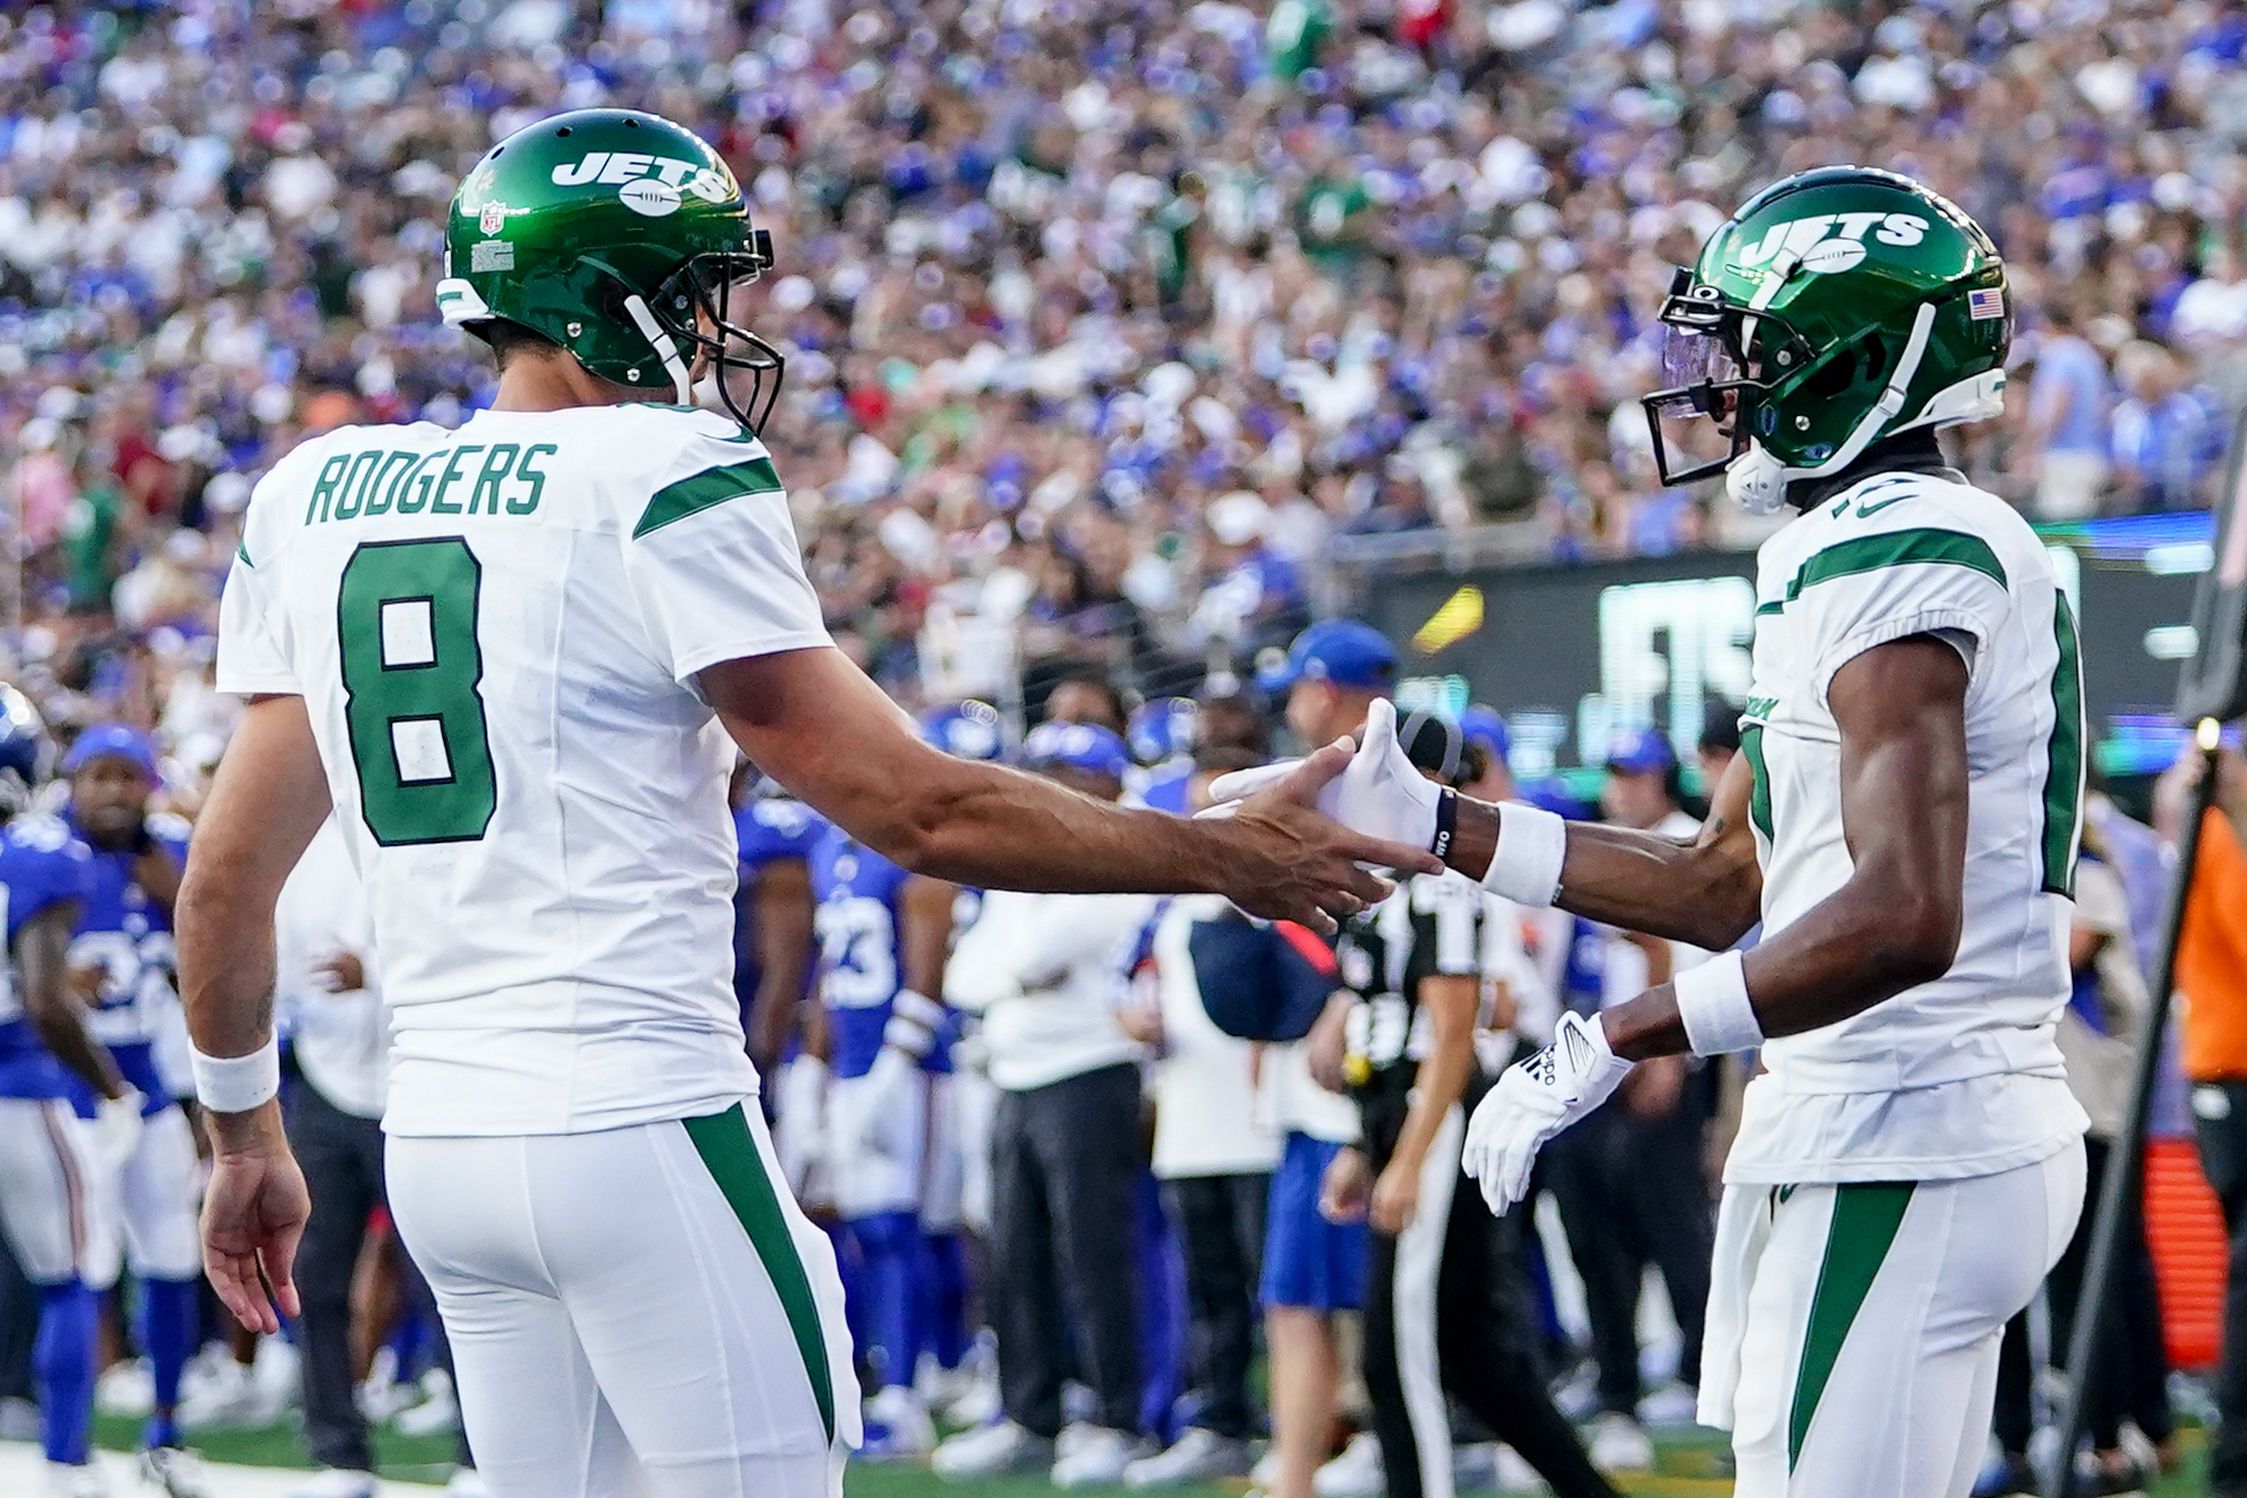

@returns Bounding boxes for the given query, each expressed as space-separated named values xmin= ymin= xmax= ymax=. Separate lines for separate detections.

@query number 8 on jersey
xmin=338 ymin=537 xmax=498 ymax=846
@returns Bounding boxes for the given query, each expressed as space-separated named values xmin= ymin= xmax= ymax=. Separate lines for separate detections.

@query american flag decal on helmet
xmin=1967 ymin=287 xmax=2004 ymax=321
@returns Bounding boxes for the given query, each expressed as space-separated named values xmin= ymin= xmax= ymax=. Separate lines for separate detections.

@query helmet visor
xmin=1638 ymin=270 xmax=1813 ymax=487
xmin=1656 ymin=320 xmax=1745 ymax=397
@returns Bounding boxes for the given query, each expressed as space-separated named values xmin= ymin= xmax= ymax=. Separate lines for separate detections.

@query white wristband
xmin=1675 ymin=949 xmax=1762 ymax=1057
xmin=190 ymin=1036 xmax=281 ymax=1114
xmin=1481 ymin=801 xmax=1567 ymax=907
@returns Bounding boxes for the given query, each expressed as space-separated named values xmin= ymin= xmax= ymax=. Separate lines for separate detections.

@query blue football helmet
xmin=0 ymin=685 xmax=51 ymax=819
xmin=920 ymin=700 xmax=1006 ymax=761
xmin=1127 ymin=697 xmax=1198 ymax=766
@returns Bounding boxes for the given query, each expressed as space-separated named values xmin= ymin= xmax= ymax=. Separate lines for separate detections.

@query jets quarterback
xmin=175 ymin=108 xmax=1432 ymax=1498
xmin=1208 ymin=167 xmax=2089 ymax=1498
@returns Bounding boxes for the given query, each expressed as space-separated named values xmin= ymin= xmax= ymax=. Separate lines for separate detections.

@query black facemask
xmin=651 ymin=231 xmax=786 ymax=433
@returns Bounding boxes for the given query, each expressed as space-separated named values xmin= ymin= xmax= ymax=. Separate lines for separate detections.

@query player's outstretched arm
xmin=1460 ymin=638 xmax=1970 ymax=1214
xmin=1445 ymin=759 xmax=1763 ymax=951
xmin=701 ymin=647 xmax=1440 ymax=933
xmin=1203 ymin=700 xmax=1763 ymax=951
xmin=177 ymin=694 xmax=332 ymax=1335
xmin=1601 ymin=636 xmax=1970 ymax=1061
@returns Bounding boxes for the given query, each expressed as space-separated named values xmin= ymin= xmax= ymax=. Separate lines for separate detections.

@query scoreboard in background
xmin=1368 ymin=511 xmax=2216 ymax=786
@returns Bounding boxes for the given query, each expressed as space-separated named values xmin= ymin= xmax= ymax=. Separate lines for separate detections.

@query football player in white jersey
xmin=173 ymin=108 xmax=1433 ymax=1498
xmin=1207 ymin=168 xmax=2090 ymax=1498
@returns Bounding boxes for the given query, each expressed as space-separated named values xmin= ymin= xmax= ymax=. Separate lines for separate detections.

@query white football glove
xmin=94 ymin=1088 xmax=146 ymax=1172
xmin=857 ymin=1045 xmax=923 ymax=1161
xmin=1199 ymin=699 xmax=1442 ymax=855
xmin=773 ymin=1057 xmax=831 ymax=1198
xmin=1461 ymin=1012 xmax=1633 ymax=1215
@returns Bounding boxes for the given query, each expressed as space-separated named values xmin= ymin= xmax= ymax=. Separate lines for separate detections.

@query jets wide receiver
xmin=177 ymin=107 xmax=1428 ymax=1498
xmin=1211 ymin=168 xmax=2089 ymax=1498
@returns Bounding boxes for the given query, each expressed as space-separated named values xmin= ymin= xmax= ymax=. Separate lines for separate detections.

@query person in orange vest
xmin=2170 ymin=743 xmax=2247 ymax=1498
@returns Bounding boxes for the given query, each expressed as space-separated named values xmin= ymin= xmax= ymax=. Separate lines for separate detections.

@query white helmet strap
xmin=624 ymin=293 xmax=695 ymax=404
xmin=1725 ymin=300 xmax=1940 ymax=512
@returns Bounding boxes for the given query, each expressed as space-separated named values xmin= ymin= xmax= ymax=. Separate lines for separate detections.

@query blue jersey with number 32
xmin=63 ymin=808 xmax=188 ymax=1113
xmin=0 ymin=816 xmax=97 ymax=1101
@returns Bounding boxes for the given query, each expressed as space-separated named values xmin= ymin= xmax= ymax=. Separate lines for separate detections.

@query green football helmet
xmin=1643 ymin=166 xmax=2010 ymax=512
xmin=436 ymin=108 xmax=783 ymax=430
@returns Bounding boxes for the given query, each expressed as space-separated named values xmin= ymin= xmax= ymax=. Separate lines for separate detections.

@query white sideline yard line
xmin=0 ymin=1439 xmax=442 ymax=1494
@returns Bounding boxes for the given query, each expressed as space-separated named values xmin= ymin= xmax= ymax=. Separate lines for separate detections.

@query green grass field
xmin=87 ymin=1414 xmax=2216 ymax=1495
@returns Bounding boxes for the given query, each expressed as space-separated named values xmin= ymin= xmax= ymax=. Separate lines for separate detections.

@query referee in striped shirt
xmin=1317 ymin=711 xmax=1616 ymax=1498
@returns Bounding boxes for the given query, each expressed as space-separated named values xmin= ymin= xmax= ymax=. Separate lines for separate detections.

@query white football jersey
xmin=216 ymin=403 xmax=830 ymax=1137
xmin=1725 ymin=468 xmax=2090 ymax=1184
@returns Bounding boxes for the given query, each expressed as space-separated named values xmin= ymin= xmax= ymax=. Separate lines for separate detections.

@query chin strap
xmin=623 ymin=294 xmax=695 ymax=403
xmin=1727 ymin=300 xmax=1939 ymax=513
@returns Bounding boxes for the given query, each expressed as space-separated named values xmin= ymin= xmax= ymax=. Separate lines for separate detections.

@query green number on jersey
xmin=338 ymin=538 xmax=497 ymax=846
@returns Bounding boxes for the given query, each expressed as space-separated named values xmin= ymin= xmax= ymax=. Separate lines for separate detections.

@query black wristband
xmin=129 ymin=821 xmax=157 ymax=856
xmin=1431 ymin=787 xmax=1459 ymax=861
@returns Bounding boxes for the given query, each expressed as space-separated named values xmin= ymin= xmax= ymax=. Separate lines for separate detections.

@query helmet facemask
xmin=1641 ymin=270 xmax=1818 ymax=514
xmin=1641 ymin=266 xmax=1947 ymax=514
xmin=639 ymin=230 xmax=785 ymax=433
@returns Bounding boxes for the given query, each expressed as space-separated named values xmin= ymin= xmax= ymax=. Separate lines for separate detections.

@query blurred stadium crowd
xmin=7 ymin=2 xmax=2247 ymax=1495
xmin=8 ymin=0 xmax=2247 ymax=755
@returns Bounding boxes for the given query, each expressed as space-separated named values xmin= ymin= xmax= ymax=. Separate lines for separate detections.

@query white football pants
xmin=84 ymin=1102 xmax=202 ymax=1289
xmin=0 ymin=1097 xmax=96 ymax=1284
xmin=1701 ymin=1140 xmax=2085 ymax=1498
xmin=388 ymin=1101 xmax=860 ymax=1498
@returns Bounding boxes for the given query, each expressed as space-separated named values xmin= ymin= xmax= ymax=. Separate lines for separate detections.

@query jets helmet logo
xmin=548 ymin=151 xmax=733 ymax=214
xmin=1732 ymin=211 xmax=1931 ymax=275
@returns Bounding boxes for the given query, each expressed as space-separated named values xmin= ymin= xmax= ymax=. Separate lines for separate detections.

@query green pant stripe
xmin=1788 ymin=1181 xmax=1915 ymax=1471
xmin=682 ymin=1104 xmax=836 ymax=1443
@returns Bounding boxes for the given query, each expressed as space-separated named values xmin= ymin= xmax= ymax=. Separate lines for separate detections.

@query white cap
xmin=1209 ymin=491 xmax=1269 ymax=547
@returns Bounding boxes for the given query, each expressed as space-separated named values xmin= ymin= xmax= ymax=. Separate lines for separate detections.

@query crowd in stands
xmin=12 ymin=4 xmax=2247 ymax=1491
xmin=6 ymin=0 xmax=2247 ymax=749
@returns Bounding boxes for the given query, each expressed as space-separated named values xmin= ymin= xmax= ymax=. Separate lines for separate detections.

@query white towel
xmin=1696 ymin=1182 xmax=1777 ymax=1431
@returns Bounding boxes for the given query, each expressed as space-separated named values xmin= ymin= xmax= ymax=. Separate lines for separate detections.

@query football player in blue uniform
xmin=0 ymin=697 xmax=148 ymax=1497
xmin=57 ymin=725 xmax=206 ymax=1490
xmin=811 ymin=702 xmax=996 ymax=1457
xmin=906 ymin=706 xmax=998 ymax=1407
xmin=736 ymin=776 xmax=834 ymax=1223
xmin=736 ymin=777 xmax=827 ymax=1076
xmin=1129 ymin=698 xmax=1198 ymax=815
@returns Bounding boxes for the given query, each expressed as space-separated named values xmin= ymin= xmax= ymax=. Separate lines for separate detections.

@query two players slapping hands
xmin=1202 ymin=700 xmax=1656 ymax=1217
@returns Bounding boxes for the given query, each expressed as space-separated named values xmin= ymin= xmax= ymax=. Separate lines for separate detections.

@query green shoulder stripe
xmin=632 ymin=456 xmax=782 ymax=540
xmin=1767 ymin=528 xmax=2007 ymax=615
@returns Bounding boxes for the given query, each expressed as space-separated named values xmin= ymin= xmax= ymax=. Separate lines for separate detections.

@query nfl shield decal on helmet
xmin=480 ymin=201 xmax=507 ymax=235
